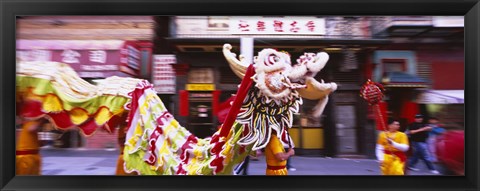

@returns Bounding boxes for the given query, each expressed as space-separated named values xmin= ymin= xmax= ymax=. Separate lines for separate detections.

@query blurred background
xmin=15 ymin=16 xmax=464 ymax=175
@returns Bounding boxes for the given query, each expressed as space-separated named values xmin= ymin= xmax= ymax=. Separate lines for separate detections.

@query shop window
xmin=382 ymin=58 xmax=407 ymax=73
xmin=188 ymin=68 xmax=214 ymax=83
xmin=219 ymin=67 xmax=241 ymax=84
xmin=296 ymin=99 xmax=324 ymax=127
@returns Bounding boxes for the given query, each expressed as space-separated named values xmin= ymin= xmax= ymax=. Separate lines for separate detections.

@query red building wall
xmin=417 ymin=49 xmax=464 ymax=90
xmin=431 ymin=62 xmax=464 ymax=90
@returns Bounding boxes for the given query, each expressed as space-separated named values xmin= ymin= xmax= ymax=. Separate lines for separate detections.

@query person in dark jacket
xmin=406 ymin=114 xmax=439 ymax=174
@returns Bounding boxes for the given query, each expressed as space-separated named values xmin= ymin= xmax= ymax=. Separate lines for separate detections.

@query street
xmin=39 ymin=148 xmax=444 ymax=176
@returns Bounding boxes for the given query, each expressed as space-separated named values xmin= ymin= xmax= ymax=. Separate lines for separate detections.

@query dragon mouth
xmin=288 ymin=77 xmax=305 ymax=85
xmin=265 ymin=73 xmax=288 ymax=93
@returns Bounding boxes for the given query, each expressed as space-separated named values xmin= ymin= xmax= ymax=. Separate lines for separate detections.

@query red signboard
xmin=51 ymin=50 xmax=120 ymax=70
xmin=17 ymin=49 xmax=123 ymax=78
xmin=120 ymin=41 xmax=141 ymax=74
xmin=16 ymin=40 xmax=143 ymax=78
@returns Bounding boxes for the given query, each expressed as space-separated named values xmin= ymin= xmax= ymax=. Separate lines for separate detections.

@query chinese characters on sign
xmin=152 ymin=55 xmax=177 ymax=94
xmin=230 ymin=17 xmax=326 ymax=35
xmin=17 ymin=50 xmax=52 ymax=62
xmin=16 ymin=49 xmax=121 ymax=78
xmin=89 ymin=50 xmax=107 ymax=64
xmin=121 ymin=45 xmax=141 ymax=70
xmin=273 ymin=20 xmax=284 ymax=32
xmin=61 ymin=50 xmax=108 ymax=64
xmin=61 ymin=50 xmax=81 ymax=63
xmin=238 ymin=20 xmax=250 ymax=32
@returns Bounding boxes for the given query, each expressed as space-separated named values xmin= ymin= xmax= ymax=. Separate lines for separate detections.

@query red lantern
xmin=360 ymin=79 xmax=385 ymax=105
xmin=360 ymin=79 xmax=387 ymax=131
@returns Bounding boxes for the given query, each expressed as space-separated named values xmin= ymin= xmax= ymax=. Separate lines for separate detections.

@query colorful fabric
xmin=380 ymin=152 xmax=406 ymax=175
xmin=218 ymin=64 xmax=255 ymax=138
xmin=236 ymin=87 xmax=299 ymax=151
xmin=123 ymin=81 xmax=252 ymax=175
xmin=377 ymin=132 xmax=409 ymax=154
xmin=377 ymin=131 xmax=409 ymax=175
xmin=16 ymin=61 xmax=141 ymax=136
xmin=123 ymin=47 xmax=338 ymax=175
xmin=216 ymin=95 xmax=236 ymax=124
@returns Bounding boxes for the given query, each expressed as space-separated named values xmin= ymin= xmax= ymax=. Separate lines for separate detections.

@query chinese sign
xmin=152 ymin=55 xmax=177 ymax=94
xmin=17 ymin=49 xmax=121 ymax=78
xmin=187 ymin=68 xmax=214 ymax=84
xmin=230 ymin=17 xmax=326 ymax=35
xmin=186 ymin=84 xmax=216 ymax=91
xmin=17 ymin=49 xmax=52 ymax=62
xmin=120 ymin=43 xmax=141 ymax=70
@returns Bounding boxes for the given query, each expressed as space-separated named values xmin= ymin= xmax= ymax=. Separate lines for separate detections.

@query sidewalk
xmin=39 ymin=148 xmax=444 ymax=176
xmin=41 ymin=148 xmax=119 ymax=175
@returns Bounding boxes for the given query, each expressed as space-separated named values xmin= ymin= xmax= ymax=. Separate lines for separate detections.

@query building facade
xmin=16 ymin=16 xmax=464 ymax=158
xmin=154 ymin=16 xmax=464 ymax=158
xmin=154 ymin=16 xmax=395 ymax=157
xmin=371 ymin=16 xmax=464 ymax=132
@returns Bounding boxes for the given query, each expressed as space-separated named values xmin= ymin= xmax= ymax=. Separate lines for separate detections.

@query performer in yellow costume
xmin=265 ymin=134 xmax=295 ymax=175
xmin=376 ymin=118 xmax=410 ymax=175
xmin=16 ymin=119 xmax=43 ymax=175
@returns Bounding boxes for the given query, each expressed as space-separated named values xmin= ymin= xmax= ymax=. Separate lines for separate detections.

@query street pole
xmin=240 ymin=37 xmax=254 ymax=65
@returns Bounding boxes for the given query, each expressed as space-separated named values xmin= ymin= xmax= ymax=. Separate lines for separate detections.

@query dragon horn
xmin=298 ymin=78 xmax=337 ymax=100
xmin=223 ymin=43 xmax=249 ymax=78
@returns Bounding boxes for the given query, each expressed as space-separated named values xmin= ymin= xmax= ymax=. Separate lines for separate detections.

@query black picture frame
xmin=2 ymin=0 xmax=478 ymax=191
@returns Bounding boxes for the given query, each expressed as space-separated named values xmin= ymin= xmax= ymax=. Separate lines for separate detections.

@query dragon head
xmin=222 ymin=44 xmax=337 ymax=150
xmin=223 ymin=43 xmax=336 ymax=104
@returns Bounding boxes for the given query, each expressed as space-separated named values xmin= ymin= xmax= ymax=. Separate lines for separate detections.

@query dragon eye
xmin=265 ymin=54 xmax=277 ymax=66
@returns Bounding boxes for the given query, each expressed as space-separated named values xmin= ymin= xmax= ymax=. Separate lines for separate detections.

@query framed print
xmin=1 ymin=0 xmax=479 ymax=191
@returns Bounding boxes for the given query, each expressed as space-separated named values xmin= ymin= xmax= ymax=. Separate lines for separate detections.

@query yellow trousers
xmin=380 ymin=153 xmax=405 ymax=175
xmin=16 ymin=154 xmax=41 ymax=175
xmin=266 ymin=168 xmax=288 ymax=175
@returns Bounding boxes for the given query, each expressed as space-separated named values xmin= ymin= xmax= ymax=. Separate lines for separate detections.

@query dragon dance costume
xmin=16 ymin=43 xmax=337 ymax=175
xmin=121 ymin=44 xmax=338 ymax=175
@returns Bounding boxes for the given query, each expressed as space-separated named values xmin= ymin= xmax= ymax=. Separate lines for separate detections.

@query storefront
xmin=156 ymin=16 xmax=389 ymax=157
xmin=417 ymin=90 xmax=464 ymax=129
xmin=370 ymin=16 xmax=464 ymax=132
xmin=178 ymin=70 xmax=221 ymax=139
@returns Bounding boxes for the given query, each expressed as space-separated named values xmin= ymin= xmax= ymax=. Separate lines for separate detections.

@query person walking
xmin=406 ymin=114 xmax=440 ymax=174
xmin=376 ymin=118 xmax=409 ymax=175
xmin=426 ymin=116 xmax=446 ymax=162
